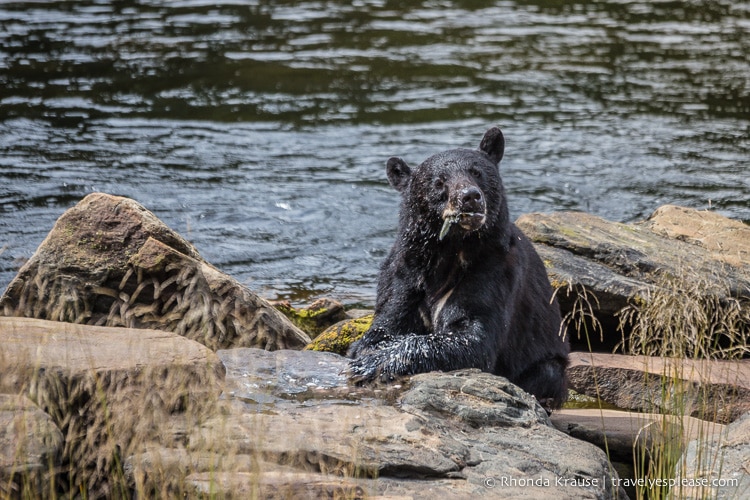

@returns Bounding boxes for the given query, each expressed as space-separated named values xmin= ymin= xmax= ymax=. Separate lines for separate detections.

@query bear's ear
xmin=479 ymin=126 xmax=505 ymax=165
xmin=386 ymin=157 xmax=412 ymax=192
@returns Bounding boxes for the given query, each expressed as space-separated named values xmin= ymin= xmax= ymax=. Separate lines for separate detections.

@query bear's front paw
xmin=347 ymin=326 xmax=394 ymax=359
xmin=345 ymin=353 xmax=381 ymax=385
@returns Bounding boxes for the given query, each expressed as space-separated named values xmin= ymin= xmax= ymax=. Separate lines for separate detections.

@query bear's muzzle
xmin=439 ymin=186 xmax=487 ymax=239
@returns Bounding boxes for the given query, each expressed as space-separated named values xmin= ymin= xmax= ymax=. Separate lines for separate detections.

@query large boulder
xmin=0 ymin=193 xmax=310 ymax=351
xmin=517 ymin=205 xmax=750 ymax=353
xmin=127 ymin=348 xmax=629 ymax=499
xmin=0 ymin=317 xmax=225 ymax=498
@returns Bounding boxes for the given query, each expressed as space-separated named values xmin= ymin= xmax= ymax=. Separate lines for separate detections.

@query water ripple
xmin=1 ymin=0 xmax=748 ymax=301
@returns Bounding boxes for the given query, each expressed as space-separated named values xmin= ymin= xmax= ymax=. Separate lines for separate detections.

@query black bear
xmin=347 ymin=126 xmax=569 ymax=409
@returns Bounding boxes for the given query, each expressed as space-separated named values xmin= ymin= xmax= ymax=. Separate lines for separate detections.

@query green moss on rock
xmin=304 ymin=314 xmax=373 ymax=355
xmin=562 ymin=390 xmax=620 ymax=410
xmin=274 ymin=298 xmax=347 ymax=338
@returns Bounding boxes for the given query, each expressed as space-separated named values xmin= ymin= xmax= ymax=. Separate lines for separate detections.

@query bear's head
xmin=386 ymin=126 xmax=509 ymax=243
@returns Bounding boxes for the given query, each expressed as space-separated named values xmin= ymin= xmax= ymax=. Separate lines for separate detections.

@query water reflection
xmin=1 ymin=0 xmax=748 ymax=302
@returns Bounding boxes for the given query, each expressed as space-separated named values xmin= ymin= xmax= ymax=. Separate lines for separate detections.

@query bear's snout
xmin=440 ymin=184 xmax=487 ymax=235
xmin=459 ymin=186 xmax=484 ymax=215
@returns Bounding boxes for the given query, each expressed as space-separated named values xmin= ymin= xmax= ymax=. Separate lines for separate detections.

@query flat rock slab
xmin=0 ymin=192 xmax=309 ymax=351
xmin=128 ymin=348 xmax=628 ymax=499
xmin=0 ymin=394 xmax=63 ymax=498
xmin=567 ymin=352 xmax=750 ymax=423
xmin=188 ymin=471 xmax=367 ymax=499
xmin=551 ymin=409 xmax=726 ymax=463
xmin=0 ymin=316 xmax=225 ymax=498
xmin=644 ymin=205 xmax=750 ymax=269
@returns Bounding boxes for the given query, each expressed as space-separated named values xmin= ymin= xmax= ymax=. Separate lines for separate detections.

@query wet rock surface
xmin=130 ymin=348 xmax=627 ymax=499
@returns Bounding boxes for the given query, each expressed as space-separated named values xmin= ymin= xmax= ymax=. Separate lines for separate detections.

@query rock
xmin=553 ymin=408 xmax=729 ymax=500
xmin=304 ymin=314 xmax=373 ymax=355
xmin=567 ymin=352 xmax=750 ymax=424
xmin=644 ymin=205 xmax=750 ymax=269
xmin=127 ymin=348 xmax=628 ymax=499
xmin=401 ymin=370 xmax=550 ymax=428
xmin=673 ymin=410 xmax=750 ymax=499
xmin=0 ymin=316 xmax=225 ymax=499
xmin=0 ymin=192 xmax=310 ymax=351
xmin=187 ymin=471 xmax=367 ymax=499
xmin=273 ymin=298 xmax=347 ymax=338
xmin=517 ymin=206 xmax=750 ymax=352
xmin=219 ymin=347 xmax=360 ymax=403
xmin=551 ymin=409 xmax=726 ymax=463
xmin=0 ymin=394 xmax=64 ymax=498
xmin=344 ymin=308 xmax=375 ymax=320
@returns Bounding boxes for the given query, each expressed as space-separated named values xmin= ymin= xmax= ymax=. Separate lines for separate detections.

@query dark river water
xmin=1 ymin=0 xmax=749 ymax=305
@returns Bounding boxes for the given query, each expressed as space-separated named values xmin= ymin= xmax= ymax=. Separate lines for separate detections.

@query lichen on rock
xmin=273 ymin=298 xmax=346 ymax=338
xmin=304 ymin=314 xmax=373 ymax=355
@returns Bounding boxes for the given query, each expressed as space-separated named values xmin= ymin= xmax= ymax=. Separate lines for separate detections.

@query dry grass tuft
xmin=618 ymin=268 xmax=750 ymax=361
xmin=558 ymin=263 xmax=749 ymax=500
xmin=3 ymin=238 xmax=308 ymax=351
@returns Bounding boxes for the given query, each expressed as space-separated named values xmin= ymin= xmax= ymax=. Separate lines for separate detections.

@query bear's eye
xmin=469 ymin=166 xmax=482 ymax=179
xmin=434 ymin=178 xmax=445 ymax=190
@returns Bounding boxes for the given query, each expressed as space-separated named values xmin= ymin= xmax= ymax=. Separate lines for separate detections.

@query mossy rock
xmin=304 ymin=314 xmax=373 ymax=355
xmin=562 ymin=390 xmax=620 ymax=411
xmin=274 ymin=298 xmax=347 ymax=338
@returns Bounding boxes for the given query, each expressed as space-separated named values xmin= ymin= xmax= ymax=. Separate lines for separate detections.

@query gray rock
xmin=0 ymin=192 xmax=310 ymax=351
xmin=187 ymin=471 xmax=367 ymax=499
xmin=400 ymin=369 xmax=550 ymax=428
xmin=219 ymin=346 xmax=352 ymax=401
xmin=517 ymin=206 xmax=750 ymax=351
xmin=551 ymin=409 xmax=726 ymax=463
xmin=672 ymin=410 xmax=750 ymax=499
xmin=0 ymin=394 xmax=63 ymax=498
xmin=128 ymin=348 xmax=628 ymax=499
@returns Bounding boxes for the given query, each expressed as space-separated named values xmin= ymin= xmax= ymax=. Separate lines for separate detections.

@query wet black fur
xmin=347 ymin=126 xmax=570 ymax=409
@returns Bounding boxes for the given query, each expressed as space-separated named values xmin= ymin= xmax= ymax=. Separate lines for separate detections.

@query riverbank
xmin=1 ymin=193 xmax=748 ymax=498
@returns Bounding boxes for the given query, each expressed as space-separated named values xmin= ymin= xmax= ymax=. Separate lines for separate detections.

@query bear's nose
xmin=459 ymin=187 xmax=483 ymax=211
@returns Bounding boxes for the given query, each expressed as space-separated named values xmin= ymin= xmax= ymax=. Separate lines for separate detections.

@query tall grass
xmin=558 ymin=284 xmax=623 ymax=498
xmin=559 ymin=264 xmax=749 ymax=500
xmin=616 ymin=268 xmax=749 ymax=499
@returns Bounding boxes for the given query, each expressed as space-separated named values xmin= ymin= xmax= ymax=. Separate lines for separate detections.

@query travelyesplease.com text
xmin=483 ymin=475 xmax=739 ymax=489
